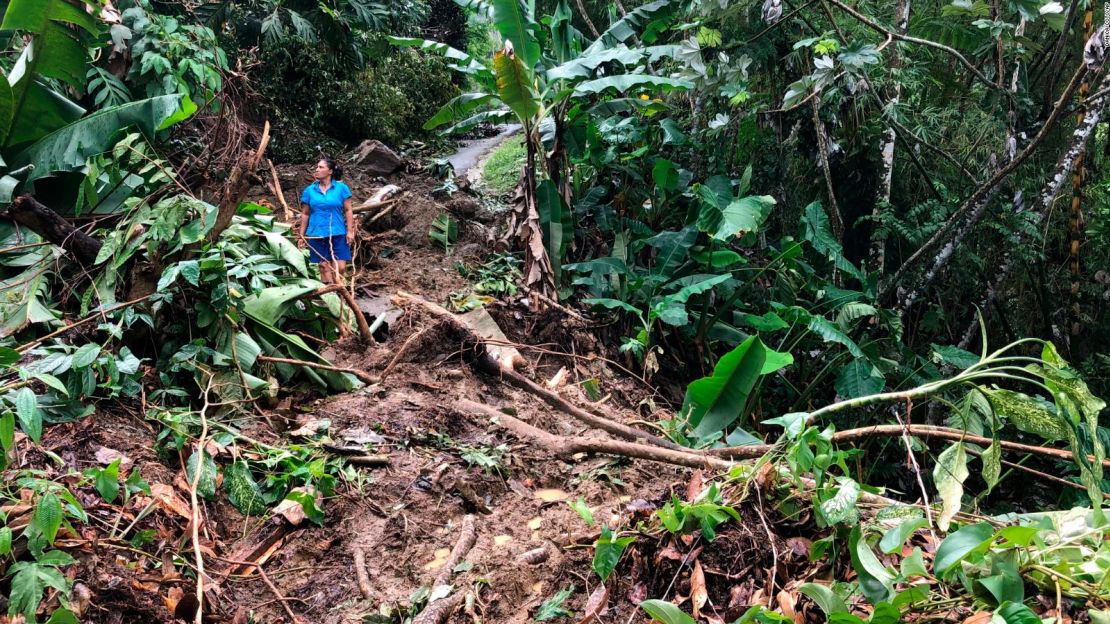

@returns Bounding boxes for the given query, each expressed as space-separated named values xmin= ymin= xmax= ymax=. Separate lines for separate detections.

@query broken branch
xmin=256 ymin=354 xmax=376 ymax=385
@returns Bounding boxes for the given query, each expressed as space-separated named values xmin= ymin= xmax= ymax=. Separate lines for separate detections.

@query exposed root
xmin=353 ymin=546 xmax=373 ymax=599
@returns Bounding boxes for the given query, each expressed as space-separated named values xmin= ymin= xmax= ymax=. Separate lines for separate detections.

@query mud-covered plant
xmin=656 ymin=482 xmax=740 ymax=541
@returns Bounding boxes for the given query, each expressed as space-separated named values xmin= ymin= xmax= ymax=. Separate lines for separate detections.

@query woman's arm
xmin=344 ymin=198 xmax=355 ymax=245
xmin=297 ymin=203 xmax=310 ymax=248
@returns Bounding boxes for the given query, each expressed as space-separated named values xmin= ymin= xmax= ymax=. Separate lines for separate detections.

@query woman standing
xmin=297 ymin=157 xmax=355 ymax=285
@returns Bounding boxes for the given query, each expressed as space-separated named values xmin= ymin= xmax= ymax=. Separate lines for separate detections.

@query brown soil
xmin=7 ymin=160 xmax=807 ymax=624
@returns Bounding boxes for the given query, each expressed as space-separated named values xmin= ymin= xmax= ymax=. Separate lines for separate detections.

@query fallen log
xmin=353 ymin=184 xmax=403 ymax=214
xmin=5 ymin=194 xmax=103 ymax=265
xmin=206 ymin=121 xmax=271 ymax=244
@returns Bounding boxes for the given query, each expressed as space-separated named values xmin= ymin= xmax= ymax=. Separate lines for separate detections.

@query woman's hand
xmin=296 ymin=236 xmax=306 ymax=250
xmin=346 ymin=231 xmax=355 ymax=246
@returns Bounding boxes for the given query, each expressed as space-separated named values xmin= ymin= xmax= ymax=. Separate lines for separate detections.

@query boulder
xmin=349 ymin=140 xmax=402 ymax=176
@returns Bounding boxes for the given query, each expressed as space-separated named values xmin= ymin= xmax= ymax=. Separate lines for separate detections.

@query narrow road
xmin=446 ymin=124 xmax=521 ymax=180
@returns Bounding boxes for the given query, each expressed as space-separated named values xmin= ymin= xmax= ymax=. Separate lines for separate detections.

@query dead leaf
xmin=627 ymin=582 xmax=648 ymax=604
xmin=289 ymin=418 xmax=331 ymax=437
xmin=577 ymin=583 xmax=609 ymax=624
xmin=493 ymin=534 xmax=513 ymax=546
xmin=95 ymin=447 xmax=133 ymax=472
xmin=963 ymin=612 xmax=993 ymax=624
xmin=545 ymin=367 xmax=568 ymax=389
xmin=163 ymin=587 xmax=184 ymax=616
xmin=527 ymin=517 xmax=543 ymax=530
xmin=784 ymin=537 xmax=812 ymax=558
xmin=150 ymin=484 xmax=192 ymax=520
xmin=777 ymin=590 xmax=800 ymax=624
xmin=691 ymin=560 xmax=708 ymax=618
xmin=686 ymin=470 xmax=705 ymax=502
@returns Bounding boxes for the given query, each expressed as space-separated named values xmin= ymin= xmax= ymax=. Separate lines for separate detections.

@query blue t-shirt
xmin=301 ymin=180 xmax=352 ymax=237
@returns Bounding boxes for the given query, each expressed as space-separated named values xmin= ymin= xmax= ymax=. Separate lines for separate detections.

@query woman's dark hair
xmin=319 ymin=156 xmax=344 ymax=181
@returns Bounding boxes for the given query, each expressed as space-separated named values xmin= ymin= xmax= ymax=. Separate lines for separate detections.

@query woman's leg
xmin=336 ymin=260 xmax=347 ymax=281
xmin=319 ymin=261 xmax=334 ymax=284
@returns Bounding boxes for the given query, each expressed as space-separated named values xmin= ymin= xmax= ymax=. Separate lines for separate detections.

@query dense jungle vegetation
xmin=2 ymin=0 xmax=1110 ymax=622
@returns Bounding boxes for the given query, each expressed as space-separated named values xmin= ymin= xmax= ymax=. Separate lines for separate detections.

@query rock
xmin=349 ymin=140 xmax=402 ymax=176
xmin=445 ymin=196 xmax=480 ymax=218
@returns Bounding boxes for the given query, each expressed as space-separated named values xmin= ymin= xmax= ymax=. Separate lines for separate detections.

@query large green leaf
xmin=242 ymin=283 xmax=320 ymax=326
xmin=12 ymin=95 xmax=185 ymax=185
xmin=387 ymin=36 xmax=494 ymax=87
xmin=572 ymin=74 xmax=693 ymax=96
xmin=684 ymin=336 xmax=767 ymax=437
xmin=983 ymin=388 xmax=1069 ymax=441
xmin=491 ymin=0 xmax=541 ymax=69
xmin=801 ymin=201 xmax=864 ymax=281
xmin=639 ymin=599 xmax=696 ymax=624
xmin=1 ymin=0 xmax=101 ymax=89
xmin=834 ymin=358 xmax=885 ymax=398
xmin=423 ymin=93 xmax=499 ymax=130
xmin=0 ymin=254 xmax=57 ymax=338
xmin=4 ymin=74 xmax=85 ymax=150
xmin=933 ymin=442 xmax=969 ymax=531
xmin=653 ymin=274 xmax=731 ymax=326
xmin=493 ymin=50 xmax=539 ymax=122
xmin=697 ymin=195 xmax=775 ymax=241
xmin=934 ymin=522 xmax=993 ymax=574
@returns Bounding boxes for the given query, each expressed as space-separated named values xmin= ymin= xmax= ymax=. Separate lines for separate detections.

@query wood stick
xmin=309 ymin=284 xmax=373 ymax=343
xmin=353 ymin=546 xmax=373 ymax=599
xmin=381 ymin=324 xmax=436 ymax=380
xmin=413 ymin=515 xmax=478 ymax=624
xmin=434 ymin=514 xmax=477 ymax=587
xmin=345 ymin=454 xmax=391 ymax=467
xmin=266 ymin=158 xmax=293 ymax=221
xmin=212 ymin=555 xmax=301 ymax=624
xmin=257 ymin=354 xmax=376 ymax=385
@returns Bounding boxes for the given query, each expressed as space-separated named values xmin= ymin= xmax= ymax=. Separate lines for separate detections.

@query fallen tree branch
xmin=413 ymin=515 xmax=478 ymax=624
xmin=213 ymin=555 xmax=302 ymax=624
xmin=266 ymin=158 xmax=293 ymax=221
xmin=309 ymin=284 xmax=373 ymax=343
xmin=190 ymin=376 xmax=214 ymax=624
xmin=711 ymin=423 xmax=1110 ymax=469
xmin=392 ymin=291 xmax=683 ymax=451
xmin=459 ymin=399 xmax=732 ymax=470
xmin=257 ymin=354 xmax=376 ymax=385
xmin=16 ymin=295 xmax=152 ymax=353
xmin=380 ymin=324 xmax=437 ymax=380
xmin=206 ymin=120 xmax=271 ymax=243
xmin=825 ymin=0 xmax=1012 ymax=97
xmin=5 ymin=194 xmax=104 ymax=265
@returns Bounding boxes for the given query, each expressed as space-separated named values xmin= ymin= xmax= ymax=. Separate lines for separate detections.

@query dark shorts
xmin=307 ymin=235 xmax=351 ymax=263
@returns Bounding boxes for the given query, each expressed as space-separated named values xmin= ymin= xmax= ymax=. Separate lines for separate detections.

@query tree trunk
xmin=869 ymin=0 xmax=911 ymax=274
xmin=5 ymin=195 xmax=103 ymax=266
xmin=509 ymin=126 xmax=557 ymax=299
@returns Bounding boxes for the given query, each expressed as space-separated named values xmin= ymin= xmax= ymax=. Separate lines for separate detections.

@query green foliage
xmin=117 ymin=0 xmax=228 ymax=101
xmin=656 ymin=482 xmax=740 ymax=540
xmin=592 ymin=526 xmax=634 ymax=581
xmin=429 ymin=213 xmax=459 ymax=251
xmin=534 ymin=585 xmax=575 ymax=621
xmin=479 ymin=134 xmax=526 ymax=195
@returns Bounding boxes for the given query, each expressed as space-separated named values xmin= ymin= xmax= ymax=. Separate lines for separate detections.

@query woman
xmin=297 ymin=157 xmax=355 ymax=285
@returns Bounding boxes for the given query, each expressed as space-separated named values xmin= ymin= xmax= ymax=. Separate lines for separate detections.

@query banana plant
xmin=392 ymin=0 xmax=694 ymax=297
xmin=0 ymin=0 xmax=192 ymax=205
